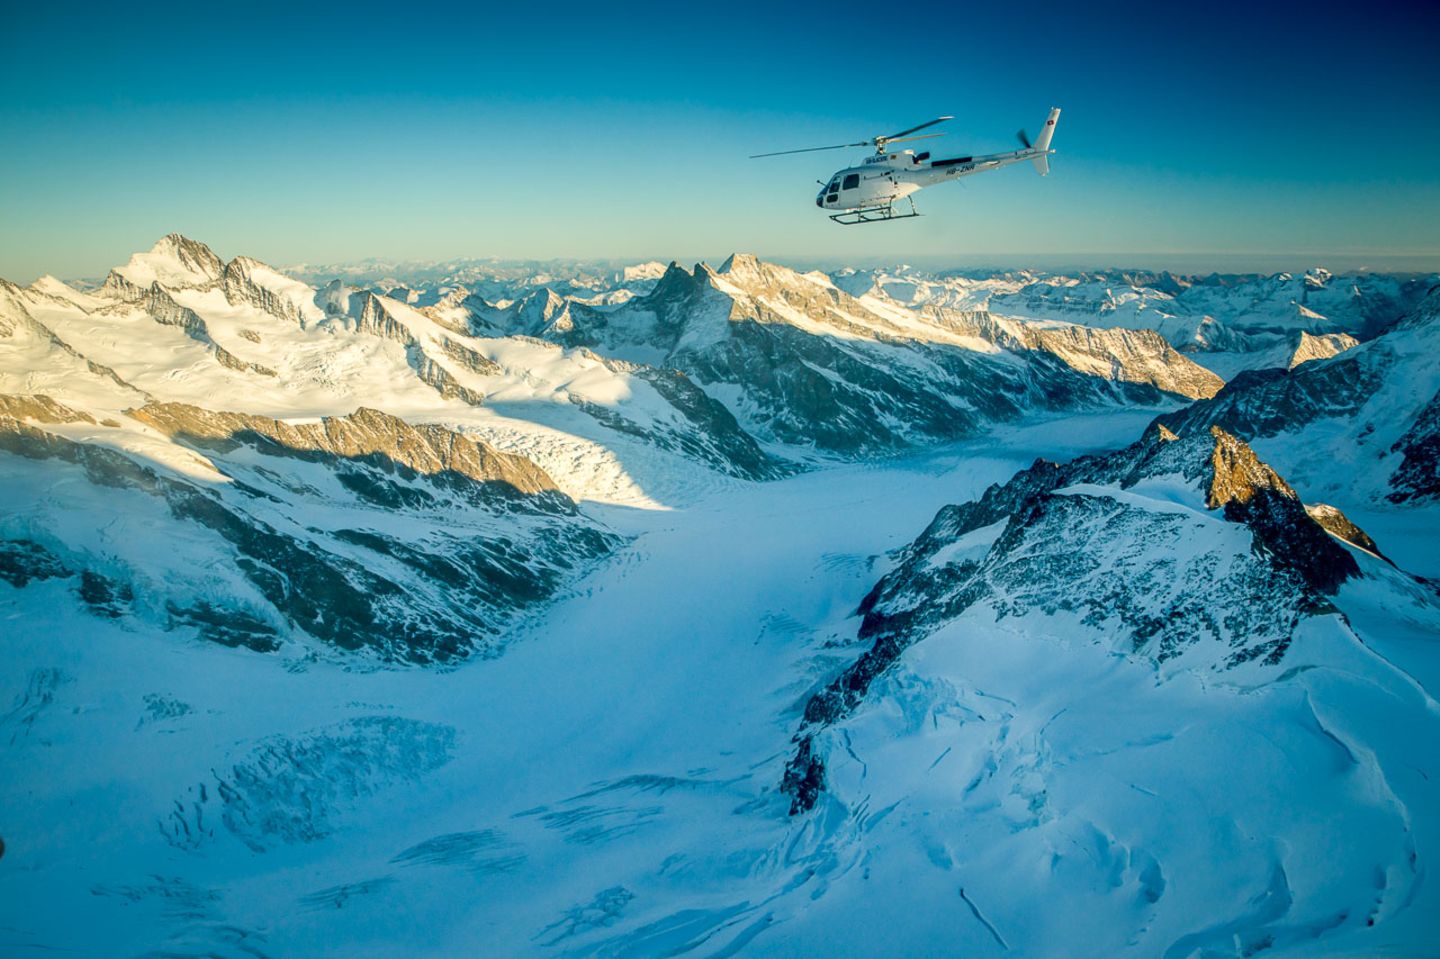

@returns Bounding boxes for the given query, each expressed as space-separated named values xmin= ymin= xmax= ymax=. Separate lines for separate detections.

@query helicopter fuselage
xmin=815 ymin=145 xmax=1044 ymax=212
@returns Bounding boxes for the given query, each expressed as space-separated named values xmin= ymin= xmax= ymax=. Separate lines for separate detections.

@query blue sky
xmin=2 ymin=0 xmax=1438 ymax=281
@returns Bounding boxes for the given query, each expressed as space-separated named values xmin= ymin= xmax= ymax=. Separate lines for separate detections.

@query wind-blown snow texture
xmin=2 ymin=238 xmax=1438 ymax=958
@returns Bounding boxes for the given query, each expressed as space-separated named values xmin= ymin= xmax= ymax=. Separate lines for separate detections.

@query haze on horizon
xmin=2 ymin=0 xmax=1438 ymax=283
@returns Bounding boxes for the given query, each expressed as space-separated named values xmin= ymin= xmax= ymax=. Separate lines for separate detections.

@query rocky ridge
xmin=782 ymin=423 xmax=1375 ymax=813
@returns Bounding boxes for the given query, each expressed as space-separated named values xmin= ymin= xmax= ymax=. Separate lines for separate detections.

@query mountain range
xmin=2 ymin=236 xmax=1437 ymax=957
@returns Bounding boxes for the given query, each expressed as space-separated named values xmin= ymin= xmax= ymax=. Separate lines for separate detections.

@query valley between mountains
xmin=2 ymin=237 xmax=1438 ymax=957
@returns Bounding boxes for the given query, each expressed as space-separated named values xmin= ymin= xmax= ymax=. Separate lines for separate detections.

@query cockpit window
xmin=842 ymin=174 xmax=860 ymax=190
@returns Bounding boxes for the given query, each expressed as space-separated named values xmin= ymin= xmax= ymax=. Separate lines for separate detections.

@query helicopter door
xmin=825 ymin=177 xmax=841 ymax=205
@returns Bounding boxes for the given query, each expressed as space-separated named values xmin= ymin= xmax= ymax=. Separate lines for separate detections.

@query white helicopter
xmin=752 ymin=108 xmax=1061 ymax=224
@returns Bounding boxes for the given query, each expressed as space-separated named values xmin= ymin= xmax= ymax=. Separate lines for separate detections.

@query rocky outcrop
xmin=149 ymin=234 xmax=225 ymax=284
xmin=0 ymin=393 xmax=96 ymax=425
xmin=1306 ymin=503 xmax=1386 ymax=558
xmin=1387 ymin=388 xmax=1440 ymax=503
xmin=781 ymin=424 xmax=1376 ymax=813
xmin=102 ymin=234 xmax=225 ymax=300
xmin=0 ymin=539 xmax=71 ymax=588
xmin=1157 ymin=287 xmax=1440 ymax=503
xmin=128 ymin=403 xmax=569 ymax=511
xmin=1289 ymin=331 xmax=1358 ymax=368
xmin=222 ymin=256 xmax=317 ymax=327
xmin=1013 ymin=323 xmax=1225 ymax=398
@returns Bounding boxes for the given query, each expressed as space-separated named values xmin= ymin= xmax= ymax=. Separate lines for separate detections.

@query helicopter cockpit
xmin=815 ymin=172 xmax=860 ymax=208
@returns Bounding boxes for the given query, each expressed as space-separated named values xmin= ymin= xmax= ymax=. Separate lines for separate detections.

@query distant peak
xmin=111 ymin=233 xmax=224 ymax=290
xmin=150 ymin=233 xmax=217 ymax=260
xmin=718 ymin=252 xmax=761 ymax=275
xmin=649 ymin=261 xmax=703 ymax=297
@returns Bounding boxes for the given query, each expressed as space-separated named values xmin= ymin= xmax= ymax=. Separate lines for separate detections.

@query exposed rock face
xmin=1306 ymin=503 xmax=1386 ymax=558
xmin=1010 ymin=323 xmax=1224 ymax=398
xmin=1289 ymin=331 xmax=1358 ymax=368
xmin=148 ymin=233 xmax=226 ymax=284
xmin=1388 ymin=389 xmax=1440 ymax=503
xmin=1205 ymin=425 xmax=1297 ymax=508
xmin=584 ymin=359 xmax=791 ymax=481
xmin=103 ymin=234 xmax=225 ymax=299
xmin=0 ymin=394 xmax=95 ymax=425
xmin=336 ymin=290 xmax=488 ymax=405
xmin=0 ymin=538 xmax=72 ymax=588
xmin=222 ymin=256 xmax=318 ymax=327
xmin=781 ymin=425 xmax=1374 ymax=813
xmin=129 ymin=402 xmax=568 ymax=510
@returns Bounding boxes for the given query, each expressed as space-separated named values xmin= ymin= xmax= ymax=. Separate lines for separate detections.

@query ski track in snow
xmin=2 ymin=409 xmax=1439 ymax=957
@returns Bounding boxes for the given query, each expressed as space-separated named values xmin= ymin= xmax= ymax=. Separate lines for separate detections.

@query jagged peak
xmin=718 ymin=252 xmax=761 ymax=275
xmin=648 ymin=261 xmax=706 ymax=301
xmin=150 ymin=232 xmax=217 ymax=257
xmin=30 ymin=275 xmax=72 ymax=294
xmin=112 ymin=233 xmax=224 ymax=291
xmin=1205 ymin=425 xmax=1296 ymax=510
xmin=1288 ymin=330 xmax=1358 ymax=369
xmin=224 ymin=254 xmax=271 ymax=276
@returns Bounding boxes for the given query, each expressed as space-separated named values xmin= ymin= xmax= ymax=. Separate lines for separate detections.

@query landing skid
xmin=829 ymin=197 xmax=921 ymax=225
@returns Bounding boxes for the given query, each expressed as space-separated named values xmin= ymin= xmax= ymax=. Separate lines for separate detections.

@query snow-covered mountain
xmin=2 ymin=236 xmax=790 ymax=507
xmin=3 ymin=236 xmax=1438 ymax=958
xmin=1156 ymin=285 xmax=1440 ymax=507
xmin=831 ymin=263 xmax=1437 ymax=377
xmin=466 ymin=253 xmax=1224 ymax=455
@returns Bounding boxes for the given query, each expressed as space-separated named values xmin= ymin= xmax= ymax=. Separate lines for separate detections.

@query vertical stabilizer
xmin=1032 ymin=107 xmax=1060 ymax=175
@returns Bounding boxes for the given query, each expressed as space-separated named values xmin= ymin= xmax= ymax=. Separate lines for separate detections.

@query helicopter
xmin=751 ymin=108 xmax=1060 ymax=224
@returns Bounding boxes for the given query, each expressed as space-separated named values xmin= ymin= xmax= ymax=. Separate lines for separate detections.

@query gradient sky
xmin=3 ymin=0 xmax=1438 ymax=282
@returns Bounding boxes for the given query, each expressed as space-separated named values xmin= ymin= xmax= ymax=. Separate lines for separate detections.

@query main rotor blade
xmin=749 ymin=141 xmax=869 ymax=159
xmin=878 ymin=132 xmax=946 ymax=148
xmin=878 ymin=116 xmax=953 ymax=142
